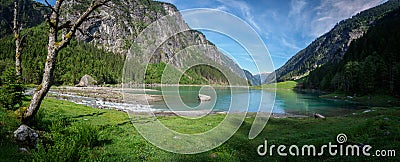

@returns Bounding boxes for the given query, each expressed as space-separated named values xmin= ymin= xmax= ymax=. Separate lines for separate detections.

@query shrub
xmin=0 ymin=67 xmax=25 ymax=110
xmin=31 ymin=121 xmax=102 ymax=161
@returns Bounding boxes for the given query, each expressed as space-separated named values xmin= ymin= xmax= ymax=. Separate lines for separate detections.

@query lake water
xmin=142 ymin=86 xmax=363 ymax=117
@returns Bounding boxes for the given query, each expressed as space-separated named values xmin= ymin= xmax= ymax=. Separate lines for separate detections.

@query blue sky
xmin=35 ymin=0 xmax=387 ymax=74
xmin=158 ymin=0 xmax=387 ymax=74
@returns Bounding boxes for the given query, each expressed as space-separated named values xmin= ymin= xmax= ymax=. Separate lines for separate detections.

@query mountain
xmin=61 ymin=0 xmax=246 ymax=84
xmin=0 ymin=0 xmax=48 ymax=37
xmin=304 ymin=7 xmax=400 ymax=96
xmin=243 ymin=70 xmax=260 ymax=86
xmin=0 ymin=0 xmax=246 ymax=85
xmin=254 ymin=72 xmax=270 ymax=84
xmin=265 ymin=0 xmax=400 ymax=83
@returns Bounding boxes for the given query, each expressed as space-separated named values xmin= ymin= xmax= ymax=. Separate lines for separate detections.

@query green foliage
xmin=187 ymin=65 xmax=229 ymax=84
xmin=0 ymin=23 xmax=125 ymax=85
xmin=276 ymin=0 xmax=400 ymax=81
xmin=0 ymin=0 xmax=49 ymax=37
xmin=31 ymin=121 xmax=102 ymax=162
xmin=2 ymin=98 xmax=400 ymax=161
xmin=0 ymin=107 xmax=24 ymax=161
xmin=256 ymin=81 xmax=297 ymax=89
xmin=0 ymin=67 xmax=24 ymax=110
xmin=145 ymin=62 xmax=168 ymax=84
xmin=305 ymin=8 xmax=400 ymax=97
xmin=144 ymin=62 xmax=229 ymax=85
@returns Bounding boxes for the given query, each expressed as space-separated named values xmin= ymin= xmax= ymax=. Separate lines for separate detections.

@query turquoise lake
xmin=143 ymin=86 xmax=364 ymax=116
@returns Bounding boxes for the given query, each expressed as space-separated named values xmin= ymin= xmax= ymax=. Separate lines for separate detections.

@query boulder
xmin=198 ymin=94 xmax=211 ymax=102
xmin=76 ymin=74 xmax=97 ymax=87
xmin=313 ymin=113 xmax=326 ymax=119
xmin=14 ymin=124 xmax=38 ymax=147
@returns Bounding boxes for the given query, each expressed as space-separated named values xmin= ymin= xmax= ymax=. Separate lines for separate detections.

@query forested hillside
xmin=0 ymin=22 xmax=231 ymax=85
xmin=267 ymin=0 xmax=399 ymax=82
xmin=145 ymin=63 xmax=229 ymax=85
xmin=304 ymin=8 xmax=400 ymax=97
xmin=0 ymin=0 xmax=244 ymax=86
xmin=0 ymin=0 xmax=48 ymax=37
xmin=0 ymin=23 xmax=124 ymax=85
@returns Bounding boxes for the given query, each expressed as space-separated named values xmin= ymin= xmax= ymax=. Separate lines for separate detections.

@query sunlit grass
xmin=254 ymin=81 xmax=298 ymax=90
xmin=1 ymin=98 xmax=399 ymax=161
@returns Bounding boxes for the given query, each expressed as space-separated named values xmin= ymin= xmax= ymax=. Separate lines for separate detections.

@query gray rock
xmin=198 ymin=94 xmax=211 ymax=101
xmin=61 ymin=1 xmax=246 ymax=84
xmin=363 ymin=110 xmax=372 ymax=113
xmin=19 ymin=147 xmax=28 ymax=153
xmin=14 ymin=124 xmax=38 ymax=147
xmin=313 ymin=113 xmax=325 ymax=119
xmin=76 ymin=74 xmax=97 ymax=87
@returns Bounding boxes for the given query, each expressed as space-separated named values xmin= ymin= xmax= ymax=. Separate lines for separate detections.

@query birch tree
xmin=13 ymin=0 xmax=23 ymax=83
xmin=23 ymin=0 xmax=110 ymax=122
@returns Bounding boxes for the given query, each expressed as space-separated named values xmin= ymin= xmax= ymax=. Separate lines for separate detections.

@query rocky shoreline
xmin=37 ymin=86 xmax=308 ymax=118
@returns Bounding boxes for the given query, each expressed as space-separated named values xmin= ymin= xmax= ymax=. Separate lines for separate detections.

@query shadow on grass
xmin=70 ymin=111 xmax=106 ymax=118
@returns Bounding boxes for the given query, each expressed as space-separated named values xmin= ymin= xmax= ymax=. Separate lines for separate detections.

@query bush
xmin=0 ymin=67 xmax=25 ymax=110
xmin=31 ymin=121 xmax=102 ymax=161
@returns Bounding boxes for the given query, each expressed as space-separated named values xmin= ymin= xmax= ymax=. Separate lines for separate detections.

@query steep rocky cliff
xmin=60 ymin=0 xmax=246 ymax=83
xmin=266 ymin=0 xmax=399 ymax=83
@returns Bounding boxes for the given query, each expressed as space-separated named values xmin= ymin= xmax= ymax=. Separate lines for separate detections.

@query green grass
xmin=257 ymin=81 xmax=400 ymax=107
xmin=253 ymin=81 xmax=298 ymax=89
xmin=320 ymin=93 xmax=400 ymax=107
xmin=1 ymin=98 xmax=400 ymax=161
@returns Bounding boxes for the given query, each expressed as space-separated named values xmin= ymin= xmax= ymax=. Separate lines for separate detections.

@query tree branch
xmin=57 ymin=0 xmax=111 ymax=49
xmin=44 ymin=0 xmax=57 ymax=14
xmin=53 ymin=0 xmax=65 ymax=14
xmin=58 ymin=21 xmax=72 ymax=30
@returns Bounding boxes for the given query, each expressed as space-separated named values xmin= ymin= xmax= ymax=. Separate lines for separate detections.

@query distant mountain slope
xmin=243 ymin=70 xmax=260 ymax=86
xmin=254 ymin=72 xmax=270 ymax=84
xmin=266 ymin=0 xmax=399 ymax=83
xmin=304 ymin=8 xmax=400 ymax=96
xmin=0 ymin=0 xmax=48 ymax=37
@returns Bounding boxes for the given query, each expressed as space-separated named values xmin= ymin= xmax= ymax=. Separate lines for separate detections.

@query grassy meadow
xmin=1 ymin=97 xmax=399 ymax=161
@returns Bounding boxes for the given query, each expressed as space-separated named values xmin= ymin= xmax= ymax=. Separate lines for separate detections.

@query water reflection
xmin=145 ymin=86 xmax=362 ymax=116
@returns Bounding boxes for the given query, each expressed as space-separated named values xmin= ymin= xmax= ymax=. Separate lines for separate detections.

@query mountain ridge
xmin=265 ymin=0 xmax=400 ymax=83
xmin=304 ymin=7 xmax=400 ymax=97
xmin=0 ymin=0 xmax=248 ymax=85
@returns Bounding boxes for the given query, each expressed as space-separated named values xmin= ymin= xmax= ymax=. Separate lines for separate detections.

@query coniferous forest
xmin=0 ymin=24 xmax=228 ymax=86
xmin=304 ymin=8 xmax=400 ymax=97
xmin=0 ymin=23 xmax=124 ymax=85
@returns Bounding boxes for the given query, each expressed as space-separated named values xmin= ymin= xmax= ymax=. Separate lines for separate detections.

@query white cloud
xmin=309 ymin=0 xmax=387 ymax=37
xmin=215 ymin=5 xmax=228 ymax=11
xmin=215 ymin=0 xmax=262 ymax=32
xmin=281 ymin=37 xmax=301 ymax=51
xmin=289 ymin=0 xmax=307 ymax=17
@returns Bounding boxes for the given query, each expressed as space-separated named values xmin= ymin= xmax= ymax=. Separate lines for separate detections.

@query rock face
xmin=61 ymin=0 xmax=246 ymax=83
xmin=266 ymin=0 xmax=399 ymax=83
xmin=76 ymin=74 xmax=97 ymax=87
xmin=14 ymin=124 xmax=38 ymax=147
